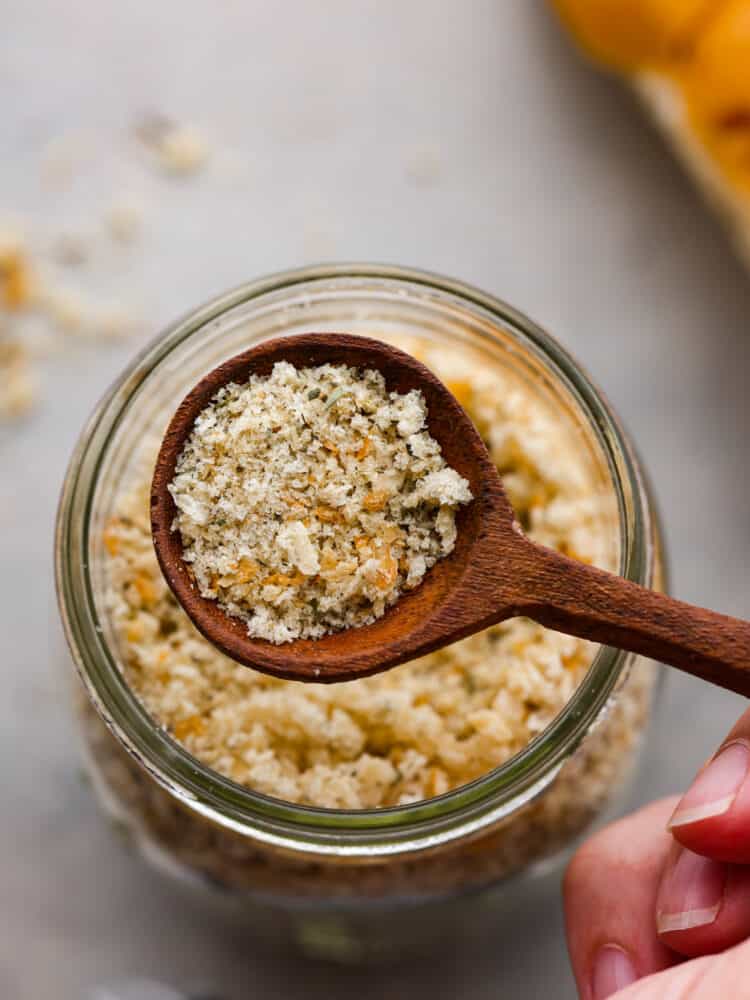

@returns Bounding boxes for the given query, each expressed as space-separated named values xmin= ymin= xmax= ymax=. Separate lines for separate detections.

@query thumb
xmin=612 ymin=936 xmax=750 ymax=999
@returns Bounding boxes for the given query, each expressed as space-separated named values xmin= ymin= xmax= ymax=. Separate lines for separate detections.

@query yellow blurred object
xmin=680 ymin=1 xmax=750 ymax=192
xmin=550 ymin=0 xmax=715 ymax=70
xmin=550 ymin=0 xmax=750 ymax=252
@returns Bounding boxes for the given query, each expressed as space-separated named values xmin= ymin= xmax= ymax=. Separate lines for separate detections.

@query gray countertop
xmin=2 ymin=2 xmax=749 ymax=997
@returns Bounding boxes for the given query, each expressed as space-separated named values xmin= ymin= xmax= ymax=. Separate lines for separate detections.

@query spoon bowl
xmin=152 ymin=332 xmax=750 ymax=693
xmin=151 ymin=333 xmax=520 ymax=682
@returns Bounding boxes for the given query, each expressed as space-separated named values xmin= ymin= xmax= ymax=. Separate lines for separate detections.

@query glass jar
xmin=56 ymin=265 xmax=665 ymax=962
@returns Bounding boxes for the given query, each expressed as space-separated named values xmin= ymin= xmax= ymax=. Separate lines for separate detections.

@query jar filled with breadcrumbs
xmin=56 ymin=265 xmax=665 ymax=961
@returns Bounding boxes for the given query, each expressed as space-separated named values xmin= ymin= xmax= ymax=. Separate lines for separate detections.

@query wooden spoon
xmin=151 ymin=332 xmax=750 ymax=690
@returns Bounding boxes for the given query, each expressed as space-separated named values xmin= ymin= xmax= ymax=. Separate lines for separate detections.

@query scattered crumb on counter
xmin=41 ymin=286 xmax=138 ymax=340
xmin=0 ymin=232 xmax=34 ymax=310
xmin=135 ymin=114 xmax=209 ymax=176
xmin=106 ymin=199 xmax=143 ymax=244
xmin=0 ymin=334 xmax=37 ymax=419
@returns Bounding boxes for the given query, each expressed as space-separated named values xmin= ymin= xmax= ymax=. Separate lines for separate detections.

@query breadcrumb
xmin=169 ymin=362 xmax=472 ymax=642
xmin=136 ymin=115 xmax=209 ymax=176
xmin=106 ymin=199 xmax=143 ymax=244
xmin=0 ymin=334 xmax=36 ymax=419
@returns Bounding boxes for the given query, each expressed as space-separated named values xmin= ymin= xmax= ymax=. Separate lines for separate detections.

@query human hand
xmin=564 ymin=706 xmax=750 ymax=998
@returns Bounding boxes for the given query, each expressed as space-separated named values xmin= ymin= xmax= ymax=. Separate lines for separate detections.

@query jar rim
xmin=55 ymin=263 xmax=655 ymax=857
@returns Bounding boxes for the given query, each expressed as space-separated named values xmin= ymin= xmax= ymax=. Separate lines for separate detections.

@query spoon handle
xmin=518 ymin=542 xmax=750 ymax=697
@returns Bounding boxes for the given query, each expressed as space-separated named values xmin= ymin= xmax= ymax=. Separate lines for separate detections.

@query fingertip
xmin=666 ymin=741 xmax=750 ymax=860
xmin=656 ymin=857 xmax=750 ymax=959
xmin=655 ymin=847 xmax=726 ymax=943
xmin=669 ymin=790 xmax=750 ymax=866
xmin=668 ymin=795 xmax=736 ymax=831
xmin=590 ymin=944 xmax=639 ymax=999
xmin=670 ymin=813 xmax=750 ymax=865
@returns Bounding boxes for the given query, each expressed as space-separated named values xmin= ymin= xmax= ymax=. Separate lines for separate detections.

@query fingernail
xmin=656 ymin=848 xmax=726 ymax=934
xmin=669 ymin=740 xmax=750 ymax=828
xmin=591 ymin=944 xmax=638 ymax=999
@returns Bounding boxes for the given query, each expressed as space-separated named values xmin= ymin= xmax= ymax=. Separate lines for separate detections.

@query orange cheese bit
xmin=133 ymin=573 xmax=157 ymax=605
xmin=280 ymin=490 xmax=310 ymax=512
xmin=562 ymin=653 xmax=580 ymax=671
xmin=320 ymin=550 xmax=338 ymax=571
xmin=314 ymin=505 xmax=343 ymax=524
xmin=173 ymin=714 xmax=206 ymax=741
xmin=562 ymin=545 xmax=592 ymax=565
xmin=320 ymin=559 xmax=358 ymax=582
xmin=126 ymin=621 xmax=144 ymax=643
xmin=262 ymin=570 xmax=306 ymax=588
xmin=362 ymin=489 xmax=390 ymax=512
xmin=446 ymin=379 xmax=473 ymax=409
xmin=103 ymin=521 xmax=122 ymax=556
xmin=355 ymin=436 xmax=372 ymax=460
xmin=227 ymin=557 xmax=259 ymax=584
xmin=374 ymin=545 xmax=398 ymax=591
xmin=380 ymin=524 xmax=404 ymax=543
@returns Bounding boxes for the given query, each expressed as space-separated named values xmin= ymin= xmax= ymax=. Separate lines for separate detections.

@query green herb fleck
xmin=324 ymin=387 xmax=352 ymax=410
xmin=308 ymin=388 xmax=321 ymax=400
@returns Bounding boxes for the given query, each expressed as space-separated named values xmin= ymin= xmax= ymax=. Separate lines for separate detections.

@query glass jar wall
xmin=57 ymin=265 xmax=664 ymax=961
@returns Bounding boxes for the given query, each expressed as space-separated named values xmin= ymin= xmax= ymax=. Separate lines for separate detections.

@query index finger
xmin=669 ymin=707 xmax=750 ymax=864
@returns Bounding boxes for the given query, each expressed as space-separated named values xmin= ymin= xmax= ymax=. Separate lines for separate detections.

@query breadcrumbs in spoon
xmin=168 ymin=361 xmax=472 ymax=643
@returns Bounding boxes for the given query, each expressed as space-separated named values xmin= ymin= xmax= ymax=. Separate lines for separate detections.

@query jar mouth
xmin=56 ymin=263 xmax=654 ymax=856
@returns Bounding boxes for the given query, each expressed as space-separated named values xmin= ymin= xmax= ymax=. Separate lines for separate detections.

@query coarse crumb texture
xmin=104 ymin=341 xmax=618 ymax=809
xmin=168 ymin=362 xmax=472 ymax=643
xmin=78 ymin=660 xmax=655 ymax=899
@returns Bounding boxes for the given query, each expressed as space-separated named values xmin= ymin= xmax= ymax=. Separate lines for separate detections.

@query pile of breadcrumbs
xmin=103 ymin=339 xmax=615 ymax=809
xmin=169 ymin=362 xmax=472 ymax=642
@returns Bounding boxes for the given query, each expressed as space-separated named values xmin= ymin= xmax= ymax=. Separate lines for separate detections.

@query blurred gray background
xmin=2 ymin=1 xmax=748 ymax=997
